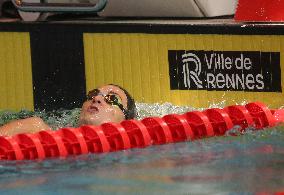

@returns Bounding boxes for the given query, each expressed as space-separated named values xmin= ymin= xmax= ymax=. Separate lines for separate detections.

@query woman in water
xmin=0 ymin=84 xmax=136 ymax=136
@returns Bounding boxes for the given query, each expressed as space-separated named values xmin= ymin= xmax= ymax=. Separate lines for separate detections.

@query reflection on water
xmin=0 ymin=103 xmax=283 ymax=194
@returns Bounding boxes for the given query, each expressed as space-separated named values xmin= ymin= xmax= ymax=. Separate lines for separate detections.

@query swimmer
xmin=0 ymin=84 xmax=136 ymax=136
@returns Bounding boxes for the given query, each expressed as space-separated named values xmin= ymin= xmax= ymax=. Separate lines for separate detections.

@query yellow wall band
xmin=84 ymin=33 xmax=284 ymax=109
xmin=0 ymin=32 xmax=34 ymax=111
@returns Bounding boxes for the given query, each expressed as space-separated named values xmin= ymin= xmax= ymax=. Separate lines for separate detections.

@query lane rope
xmin=0 ymin=102 xmax=283 ymax=160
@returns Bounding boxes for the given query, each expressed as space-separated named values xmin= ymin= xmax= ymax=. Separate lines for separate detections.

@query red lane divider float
xmin=79 ymin=125 xmax=110 ymax=153
xmin=0 ymin=102 xmax=283 ymax=161
xmin=204 ymin=108 xmax=234 ymax=136
xmin=141 ymin=117 xmax=173 ymax=145
xmin=0 ymin=136 xmax=24 ymax=160
xmin=224 ymin=105 xmax=254 ymax=131
xmin=162 ymin=114 xmax=194 ymax=142
xmin=272 ymin=109 xmax=284 ymax=123
xmin=100 ymin=123 xmax=131 ymax=152
xmin=57 ymin=128 xmax=88 ymax=156
xmin=37 ymin=130 xmax=68 ymax=158
xmin=14 ymin=133 xmax=45 ymax=160
xmin=245 ymin=102 xmax=276 ymax=129
xmin=183 ymin=111 xmax=214 ymax=138
xmin=121 ymin=120 xmax=151 ymax=148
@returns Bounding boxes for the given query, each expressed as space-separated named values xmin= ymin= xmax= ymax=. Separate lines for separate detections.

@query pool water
xmin=0 ymin=103 xmax=283 ymax=194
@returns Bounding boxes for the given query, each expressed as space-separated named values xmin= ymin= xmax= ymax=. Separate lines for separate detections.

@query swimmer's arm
xmin=0 ymin=117 xmax=51 ymax=136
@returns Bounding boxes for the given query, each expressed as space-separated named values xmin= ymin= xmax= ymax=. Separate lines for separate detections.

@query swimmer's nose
xmin=92 ymin=95 xmax=104 ymax=104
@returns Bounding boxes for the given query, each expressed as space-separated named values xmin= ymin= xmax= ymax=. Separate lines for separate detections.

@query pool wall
xmin=0 ymin=21 xmax=283 ymax=111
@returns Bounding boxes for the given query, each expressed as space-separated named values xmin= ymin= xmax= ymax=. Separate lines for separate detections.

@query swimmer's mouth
xmin=87 ymin=105 xmax=99 ymax=113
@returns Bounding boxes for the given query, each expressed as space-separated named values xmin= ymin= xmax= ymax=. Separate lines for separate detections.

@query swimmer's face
xmin=79 ymin=85 xmax=128 ymax=126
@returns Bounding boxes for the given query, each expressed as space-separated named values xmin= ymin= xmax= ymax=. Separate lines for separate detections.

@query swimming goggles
xmin=87 ymin=89 xmax=127 ymax=116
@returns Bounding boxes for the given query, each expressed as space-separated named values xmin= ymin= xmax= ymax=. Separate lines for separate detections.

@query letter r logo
xmin=182 ymin=53 xmax=203 ymax=89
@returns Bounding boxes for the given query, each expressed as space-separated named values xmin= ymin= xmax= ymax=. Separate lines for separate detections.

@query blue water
xmin=0 ymin=103 xmax=283 ymax=194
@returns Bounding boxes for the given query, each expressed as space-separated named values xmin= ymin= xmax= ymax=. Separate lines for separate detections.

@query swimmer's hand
xmin=0 ymin=117 xmax=51 ymax=136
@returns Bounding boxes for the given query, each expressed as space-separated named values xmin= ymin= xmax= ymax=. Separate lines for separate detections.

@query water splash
xmin=135 ymin=102 xmax=197 ymax=120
